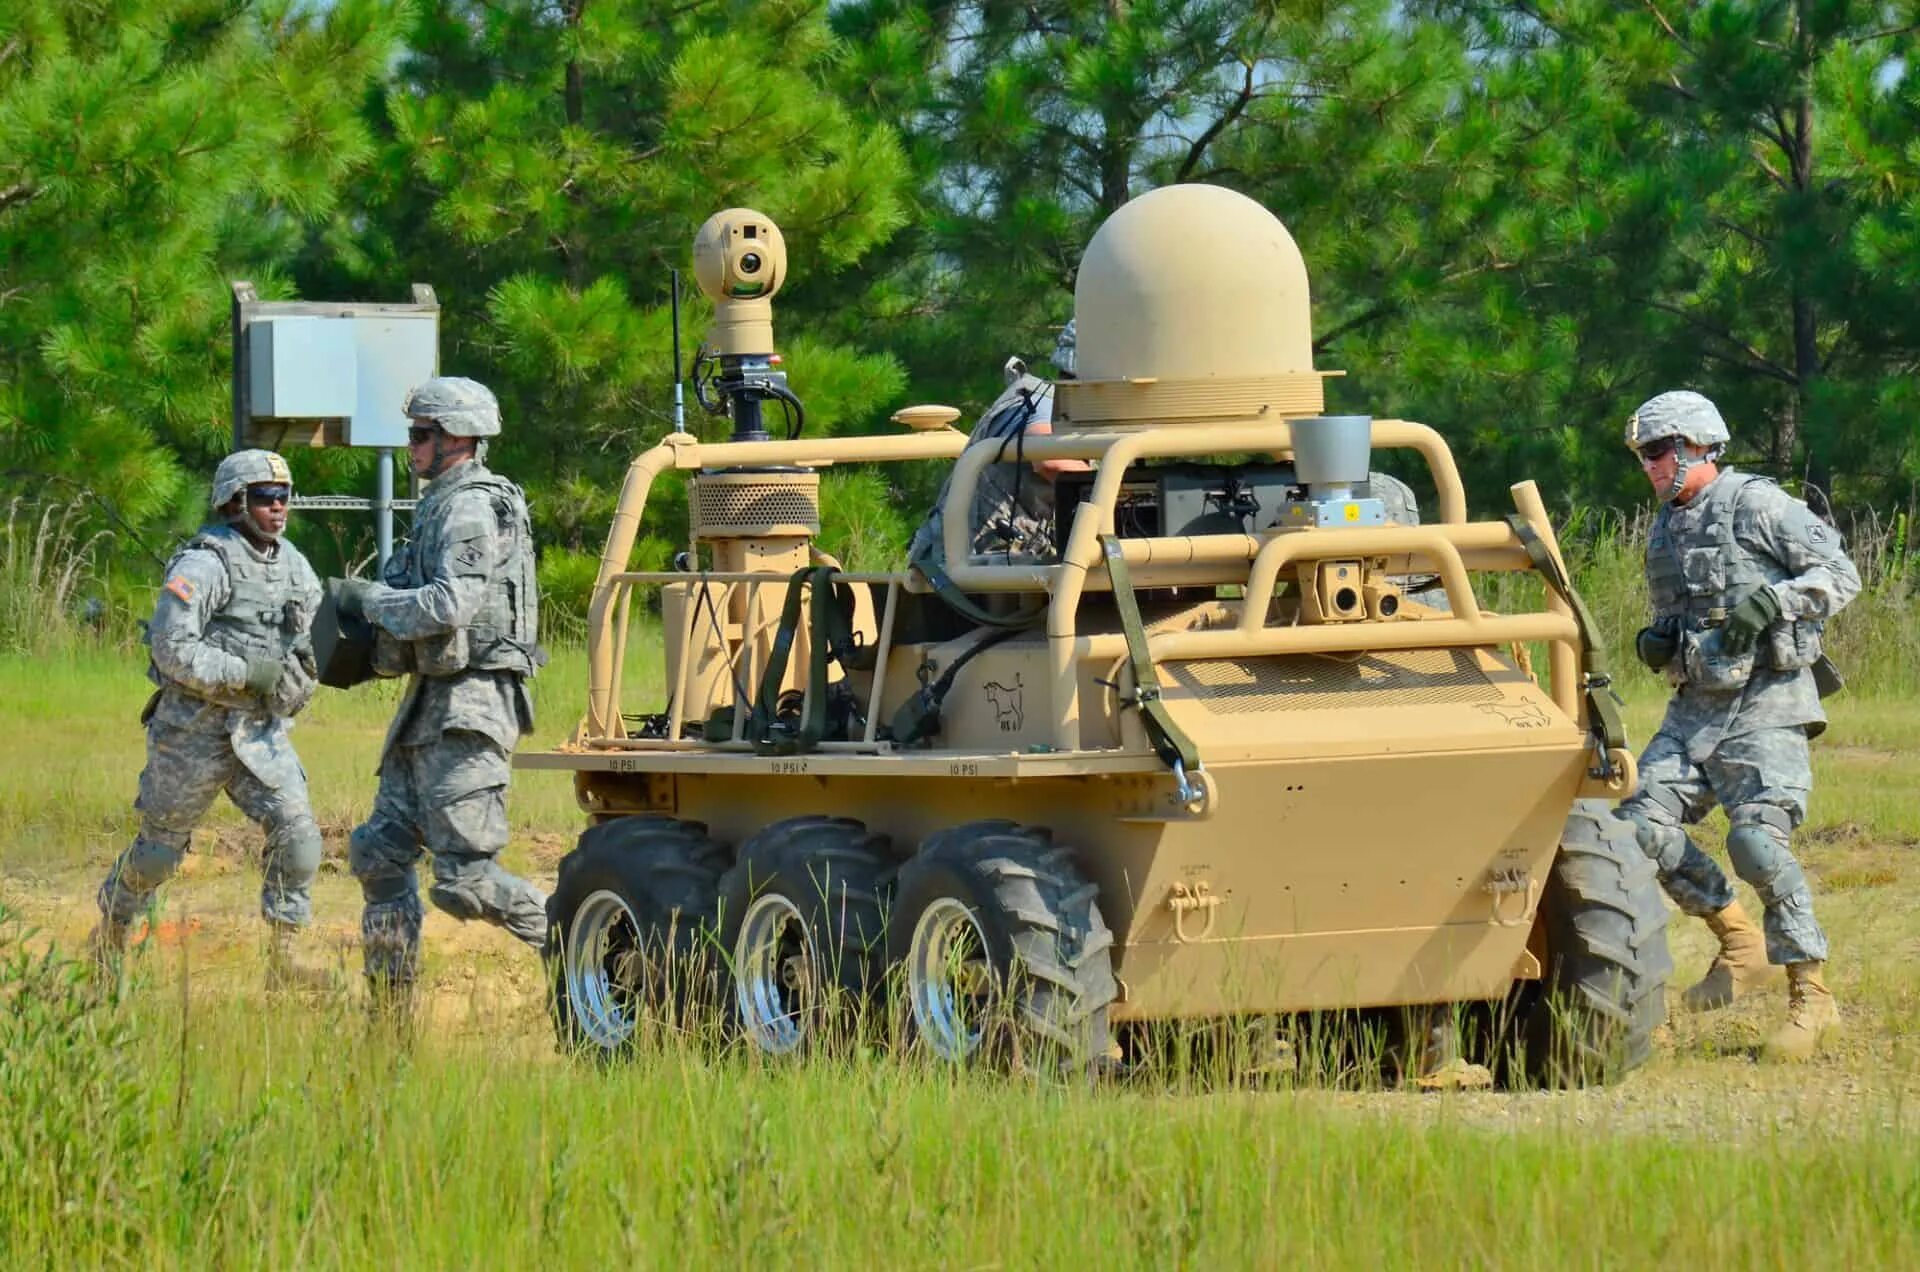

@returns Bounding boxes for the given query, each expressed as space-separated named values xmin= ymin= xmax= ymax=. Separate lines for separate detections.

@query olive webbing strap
xmin=1504 ymin=514 xmax=1627 ymax=771
xmin=749 ymin=566 xmax=864 ymax=755
xmin=1099 ymin=534 xmax=1201 ymax=781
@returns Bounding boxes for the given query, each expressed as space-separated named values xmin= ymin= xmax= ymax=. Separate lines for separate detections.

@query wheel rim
xmin=564 ymin=889 xmax=643 ymax=1051
xmin=908 ymin=897 xmax=996 ymax=1062
xmin=733 ymin=892 xmax=818 ymax=1054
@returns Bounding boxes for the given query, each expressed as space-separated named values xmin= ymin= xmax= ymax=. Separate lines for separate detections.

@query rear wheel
xmin=718 ymin=815 xmax=892 ymax=1055
xmin=546 ymin=815 xmax=727 ymax=1057
xmin=1514 ymin=800 xmax=1672 ymax=1087
xmin=889 ymin=821 xmax=1117 ymax=1072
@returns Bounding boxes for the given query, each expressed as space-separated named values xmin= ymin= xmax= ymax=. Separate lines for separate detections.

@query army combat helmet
xmin=211 ymin=449 xmax=293 ymax=538
xmin=403 ymin=375 xmax=500 ymax=478
xmin=1626 ymin=389 xmax=1729 ymax=502
xmin=403 ymin=375 xmax=500 ymax=437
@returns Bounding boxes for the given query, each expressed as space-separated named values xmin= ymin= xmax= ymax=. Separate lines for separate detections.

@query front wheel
xmin=889 ymin=821 xmax=1116 ymax=1072
xmin=1514 ymin=800 xmax=1673 ymax=1087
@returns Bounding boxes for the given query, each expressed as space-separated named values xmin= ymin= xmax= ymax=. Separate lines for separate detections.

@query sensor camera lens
xmin=739 ymin=252 xmax=762 ymax=274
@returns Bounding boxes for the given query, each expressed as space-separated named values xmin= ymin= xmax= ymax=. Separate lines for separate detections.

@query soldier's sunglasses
xmin=1635 ymin=436 xmax=1679 ymax=463
xmin=246 ymin=484 xmax=291 ymax=506
xmin=407 ymin=425 xmax=440 ymax=445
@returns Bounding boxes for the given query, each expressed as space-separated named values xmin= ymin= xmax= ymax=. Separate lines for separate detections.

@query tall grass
xmin=0 ymin=499 xmax=126 ymax=655
xmin=0 ymin=916 xmax=1914 ymax=1267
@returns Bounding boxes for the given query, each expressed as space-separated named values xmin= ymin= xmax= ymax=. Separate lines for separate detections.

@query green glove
xmin=1719 ymin=585 xmax=1782 ymax=655
xmin=243 ymin=657 xmax=283 ymax=696
xmin=1635 ymin=618 xmax=1681 ymax=671
xmin=334 ymin=577 xmax=378 ymax=618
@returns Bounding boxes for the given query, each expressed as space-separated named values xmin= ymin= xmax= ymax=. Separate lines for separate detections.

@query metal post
xmin=375 ymin=448 xmax=394 ymax=573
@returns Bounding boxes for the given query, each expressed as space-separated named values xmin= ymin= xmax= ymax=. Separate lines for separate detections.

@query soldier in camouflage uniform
xmin=1617 ymin=390 xmax=1861 ymax=1060
xmin=91 ymin=450 xmax=332 ymax=992
xmin=334 ymin=376 xmax=546 ymax=1009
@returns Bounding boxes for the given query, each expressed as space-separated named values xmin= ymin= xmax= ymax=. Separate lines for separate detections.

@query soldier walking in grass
xmin=333 ymin=376 xmax=546 ymax=1013
xmin=1617 ymin=390 xmax=1861 ymax=1060
xmin=91 ymin=449 xmax=333 ymax=992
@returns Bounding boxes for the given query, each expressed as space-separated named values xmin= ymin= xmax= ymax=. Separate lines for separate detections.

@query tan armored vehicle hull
xmin=525 ymin=189 xmax=1670 ymax=1083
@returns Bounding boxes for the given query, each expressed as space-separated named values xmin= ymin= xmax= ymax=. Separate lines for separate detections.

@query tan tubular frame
xmin=579 ymin=420 xmax=1585 ymax=754
xmin=585 ymin=429 xmax=969 ymax=736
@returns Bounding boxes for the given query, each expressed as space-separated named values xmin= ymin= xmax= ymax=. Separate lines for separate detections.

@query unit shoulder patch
xmin=164 ymin=575 xmax=197 ymax=604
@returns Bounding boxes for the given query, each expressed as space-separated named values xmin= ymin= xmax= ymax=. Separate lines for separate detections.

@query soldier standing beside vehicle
xmin=1617 ymin=390 xmax=1860 ymax=1060
xmin=333 ymin=376 xmax=546 ymax=1011
xmin=91 ymin=450 xmax=331 ymax=992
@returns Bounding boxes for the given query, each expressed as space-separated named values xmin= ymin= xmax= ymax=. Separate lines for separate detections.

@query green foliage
xmin=0 ymin=0 xmax=403 ymax=530
xmin=309 ymin=0 xmax=915 ymax=562
xmin=0 ymin=498 xmax=133 ymax=655
xmin=0 ymin=905 xmax=160 ymax=1254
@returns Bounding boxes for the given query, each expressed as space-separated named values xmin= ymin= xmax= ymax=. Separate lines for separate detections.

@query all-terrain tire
xmin=717 ymin=815 xmax=894 ymax=1053
xmin=546 ymin=814 xmax=729 ymax=1057
xmin=888 ymin=821 xmax=1117 ymax=1071
xmin=1519 ymin=799 xmax=1673 ymax=1087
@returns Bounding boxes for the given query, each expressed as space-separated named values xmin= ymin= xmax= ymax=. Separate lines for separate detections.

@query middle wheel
xmin=717 ymin=815 xmax=893 ymax=1054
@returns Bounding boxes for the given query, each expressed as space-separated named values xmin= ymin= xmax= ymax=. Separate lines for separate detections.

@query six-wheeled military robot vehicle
xmin=521 ymin=184 xmax=1671 ymax=1085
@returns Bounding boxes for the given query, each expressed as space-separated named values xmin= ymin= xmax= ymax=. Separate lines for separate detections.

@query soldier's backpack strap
xmin=1101 ymin=533 xmax=1204 ymax=806
xmin=1504 ymin=515 xmax=1627 ymax=780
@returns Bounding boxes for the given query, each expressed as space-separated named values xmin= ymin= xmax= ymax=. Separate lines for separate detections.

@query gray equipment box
xmin=231 ymin=282 xmax=438 ymax=451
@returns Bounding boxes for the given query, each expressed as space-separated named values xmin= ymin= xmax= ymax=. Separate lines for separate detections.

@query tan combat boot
xmin=1681 ymin=900 xmax=1775 ymax=1012
xmin=1764 ymin=962 xmax=1840 ymax=1062
xmin=264 ymin=922 xmax=340 ymax=994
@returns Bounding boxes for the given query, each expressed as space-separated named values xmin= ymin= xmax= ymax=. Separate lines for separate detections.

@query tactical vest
xmin=389 ymin=466 xmax=541 ymax=677
xmin=170 ymin=526 xmax=307 ymax=665
xmin=1644 ymin=471 xmax=1772 ymax=627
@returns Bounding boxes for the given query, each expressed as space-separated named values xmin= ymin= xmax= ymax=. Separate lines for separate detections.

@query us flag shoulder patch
xmin=164 ymin=575 xmax=196 ymax=604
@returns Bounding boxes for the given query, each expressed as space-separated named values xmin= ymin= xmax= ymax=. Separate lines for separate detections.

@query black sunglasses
xmin=407 ymin=425 xmax=440 ymax=445
xmin=246 ymin=484 xmax=291 ymax=506
xmin=1635 ymin=436 xmax=1679 ymax=463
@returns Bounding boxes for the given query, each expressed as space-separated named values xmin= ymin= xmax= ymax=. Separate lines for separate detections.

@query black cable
xmin=693 ymin=566 xmax=753 ymax=717
xmin=981 ymin=387 xmax=1042 ymax=562
xmin=764 ymin=381 xmax=806 ymax=440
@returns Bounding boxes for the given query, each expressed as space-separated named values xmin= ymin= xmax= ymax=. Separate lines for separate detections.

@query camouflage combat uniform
xmin=97 ymin=524 xmax=324 ymax=928
xmin=1619 ymin=468 xmax=1861 ymax=965
xmin=909 ymin=371 xmax=1062 ymax=576
xmin=349 ymin=458 xmax=547 ymax=986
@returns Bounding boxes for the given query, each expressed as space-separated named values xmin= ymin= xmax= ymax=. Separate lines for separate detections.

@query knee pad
xmin=350 ymin=822 xmax=414 ymax=891
xmin=266 ymin=816 xmax=325 ymax=884
xmin=121 ymin=834 xmax=188 ymax=891
xmin=427 ymin=882 xmax=486 ymax=923
xmin=1725 ymin=809 xmax=1807 ymax=906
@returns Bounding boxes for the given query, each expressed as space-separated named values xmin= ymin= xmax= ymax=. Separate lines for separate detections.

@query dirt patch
xmin=521 ymin=832 xmax=570 ymax=871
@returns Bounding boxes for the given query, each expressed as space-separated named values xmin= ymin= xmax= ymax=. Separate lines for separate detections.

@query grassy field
xmin=4 ymin=627 xmax=1919 ymax=1263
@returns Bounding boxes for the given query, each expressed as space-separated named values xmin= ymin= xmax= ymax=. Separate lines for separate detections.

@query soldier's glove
xmin=268 ymin=657 xmax=317 ymax=717
xmin=334 ymin=578 xmax=379 ymax=619
xmin=243 ymin=657 xmax=284 ymax=697
xmin=1719 ymin=585 xmax=1783 ymax=656
xmin=1635 ymin=618 xmax=1681 ymax=671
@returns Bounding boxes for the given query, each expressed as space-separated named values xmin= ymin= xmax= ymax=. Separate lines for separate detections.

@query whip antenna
xmin=670 ymin=269 xmax=686 ymax=434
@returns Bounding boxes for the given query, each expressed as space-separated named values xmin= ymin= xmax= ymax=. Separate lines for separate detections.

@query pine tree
xmin=1400 ymin=0 xmax=1920 ymax=508
xmin=0 ymin=0 xmax=402 ymax=530
xmin=315 ymin=0 xmax=916 ymax=571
